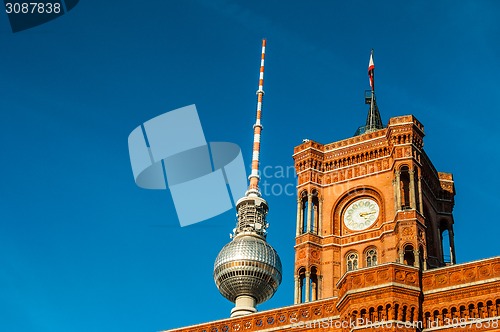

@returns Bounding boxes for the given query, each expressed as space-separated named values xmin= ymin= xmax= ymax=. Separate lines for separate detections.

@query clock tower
xmin=292 ymin=51 xmax=456 ymax=304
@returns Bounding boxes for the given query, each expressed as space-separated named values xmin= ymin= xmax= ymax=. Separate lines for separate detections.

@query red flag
xmin=368 ymin=51 xmax=375 ymax=90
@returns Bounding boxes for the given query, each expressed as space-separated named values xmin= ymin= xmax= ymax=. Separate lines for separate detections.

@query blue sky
xmin=1 ymin=1 xmax=499 ymax=331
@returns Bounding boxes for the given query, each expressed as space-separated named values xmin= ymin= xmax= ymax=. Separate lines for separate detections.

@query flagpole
xmin=370 ymin=49 xmax=375 ymax=130
xmin=360 ymin=48 xmax=383 ymax=135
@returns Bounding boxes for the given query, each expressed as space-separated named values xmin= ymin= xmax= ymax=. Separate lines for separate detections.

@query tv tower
xmin=213 ymin=39 xmax=282 ymax=317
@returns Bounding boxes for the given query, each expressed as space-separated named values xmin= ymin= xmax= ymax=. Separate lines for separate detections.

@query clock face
xmin=343 ymin=198 xmax=380 ymax=231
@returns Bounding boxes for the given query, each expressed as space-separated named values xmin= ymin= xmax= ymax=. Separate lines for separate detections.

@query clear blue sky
xmin=1 ymin=1 xmax=499 ymax=331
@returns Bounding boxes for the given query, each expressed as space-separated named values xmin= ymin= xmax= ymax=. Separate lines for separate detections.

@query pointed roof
xmin=355 ymin=49 xmax=384 ymax=136
xmin=365 ymin=95 xmax=384 ymax=132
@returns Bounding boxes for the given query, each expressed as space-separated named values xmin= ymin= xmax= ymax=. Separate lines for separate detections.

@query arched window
xmin=301 ymin=192 xmax=308 ymax=234
xmin=377 ymin=306 xmax=384 ymax=321
xmin=486 ymin=300 xmax=494 ymax=318
xmin=366 ymin=248 xmax=378 ymax=267
xmin=424 ymin=312 xmax=431 ymax=328
xmin=347 ymin=252 xmax=358 ymax=271
xmin=311 ymin=190 xmax=319 ymax=234
xmin=298 ymin=267 xmax=306 ymax=303
xmin=468 ymin=304 xmax=476 ymax=318
xmin=419 ymin=245 xmax=425 ymax=270
xmin=439 ymin=220 xmax=452 ymax=264
xmin=310 ymin=266 xmax=319 ymax=301
xmin=459 ymin=305 xmax=466 ymax=318
xmin=404 ymin=244 xmax=415 ymax=266
xmin=451 ymin=307 xmax=458 ymax=319
xmin=478 ymin=302 xmax=485 ymax=318
xmin=400 ymin=166 xmax=410 ymax=209
xmin=368 ymin=307 xmax=375 ymax=322
xmin=299 ymin=190 xmax=320 ymax=235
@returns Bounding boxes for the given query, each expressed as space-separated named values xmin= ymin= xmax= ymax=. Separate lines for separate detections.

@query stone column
xmin=318 ymin=275 xmax=323 ymax=300
xmin=389 ymin=307 xmax=395 ymax=320
xmin=304 ymin=271 xmax=311 ymax=303
xmin=296 ymin=198 xmax=302 ymax=237
xmin=318 ymin=198 xmax=323 ymax=235
xmin=409 ymin=170 xmax=416 ymax=209
xmin=437 ymin=227 xmax=444 ymax=265
xmin=414 ymin=249 xmax=420 ymax=268
xmin=312 ymin=205 xmax=317 ymax=233
xmin=311 ymin=280 xmax=317 ymax=301
xmin=423 ymin=249 xmax=428 ymax=270
xmin=395 ymin=171 xmax=401 ymax=211
xmin=294 ymin=275 xmax=300 ymax=304
xmin=449 ymin=226 xmax=456 ymax=265
xmin=418 ymin=175 xmax=424 ymax=213
xmin=393 ymin=178 xmax=398 ymax=214
xmin=306 ymin=194 xmax=312 ymax=233
xmin=399 ymin=249 xmax=404 ymax=264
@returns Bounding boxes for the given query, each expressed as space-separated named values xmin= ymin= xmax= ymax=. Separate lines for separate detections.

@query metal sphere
xmin=214 ymin=234 xmax=282 ymax=304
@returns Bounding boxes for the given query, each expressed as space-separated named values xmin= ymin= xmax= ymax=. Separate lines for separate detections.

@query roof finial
xmin=246 ymin=39 xmax=266 ymax=197
xmin=356 ymin=48 xmax=383 ymax=135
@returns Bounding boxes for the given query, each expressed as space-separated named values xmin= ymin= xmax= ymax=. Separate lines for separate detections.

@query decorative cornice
xmin=422 ymin=256 xmax=500 ymax=294
xmin=423 ymin=277 xmax=500 ymax=295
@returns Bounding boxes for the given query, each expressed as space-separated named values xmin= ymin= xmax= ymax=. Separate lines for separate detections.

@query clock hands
xmin=359 ymin=211 xmax=376 ymax=219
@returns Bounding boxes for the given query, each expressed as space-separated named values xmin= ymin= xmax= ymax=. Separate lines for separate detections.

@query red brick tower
xmin=292 ymin=50 xmax=456 ymax=305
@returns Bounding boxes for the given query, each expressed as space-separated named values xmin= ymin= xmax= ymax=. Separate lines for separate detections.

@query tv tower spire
xmin=213 ymin=39 xmax=282 ymax=318
xmin=247 ymin=39 xmax=266 ymax=197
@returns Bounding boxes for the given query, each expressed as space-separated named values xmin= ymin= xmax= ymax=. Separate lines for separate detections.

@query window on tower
xmin=310 ymin=266 xmax=319 ymax=301
xmin=403 ymin=244 xmax=415 ymax=266
xmin=347 ymin=252 xmax=358 ymax=271
xmin=311 ymin=189 xmax=319 ymax=234
xmin=300 ymin=191 xmax=307 ymax=234
xmin=299 ymin=190 xmax=320 ymax=235
xmin=400 ymin=166 xmax=411 ymax=209
xmin=366 ymin=248 xmax=378 ymax=267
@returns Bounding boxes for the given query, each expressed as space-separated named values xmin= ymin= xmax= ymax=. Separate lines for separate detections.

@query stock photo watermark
xmin=258 ymin=165 xmax=297 ymax=197
xmin=289 ymin=317 xmax=499 ymax=330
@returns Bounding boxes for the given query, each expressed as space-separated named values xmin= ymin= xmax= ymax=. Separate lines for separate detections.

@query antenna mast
xmin=247 ymin=39 xmax=266 ymax=197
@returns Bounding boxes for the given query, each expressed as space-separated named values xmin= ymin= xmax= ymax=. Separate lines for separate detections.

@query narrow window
xmin=347 ymin=252 xmax=358 ymax=271
xmin=366 ymin=248 xmax=377 ymax=267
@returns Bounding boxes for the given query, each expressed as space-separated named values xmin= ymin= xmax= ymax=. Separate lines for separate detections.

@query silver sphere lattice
xmin=214 ymin=234 xmax=282 ymax=305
